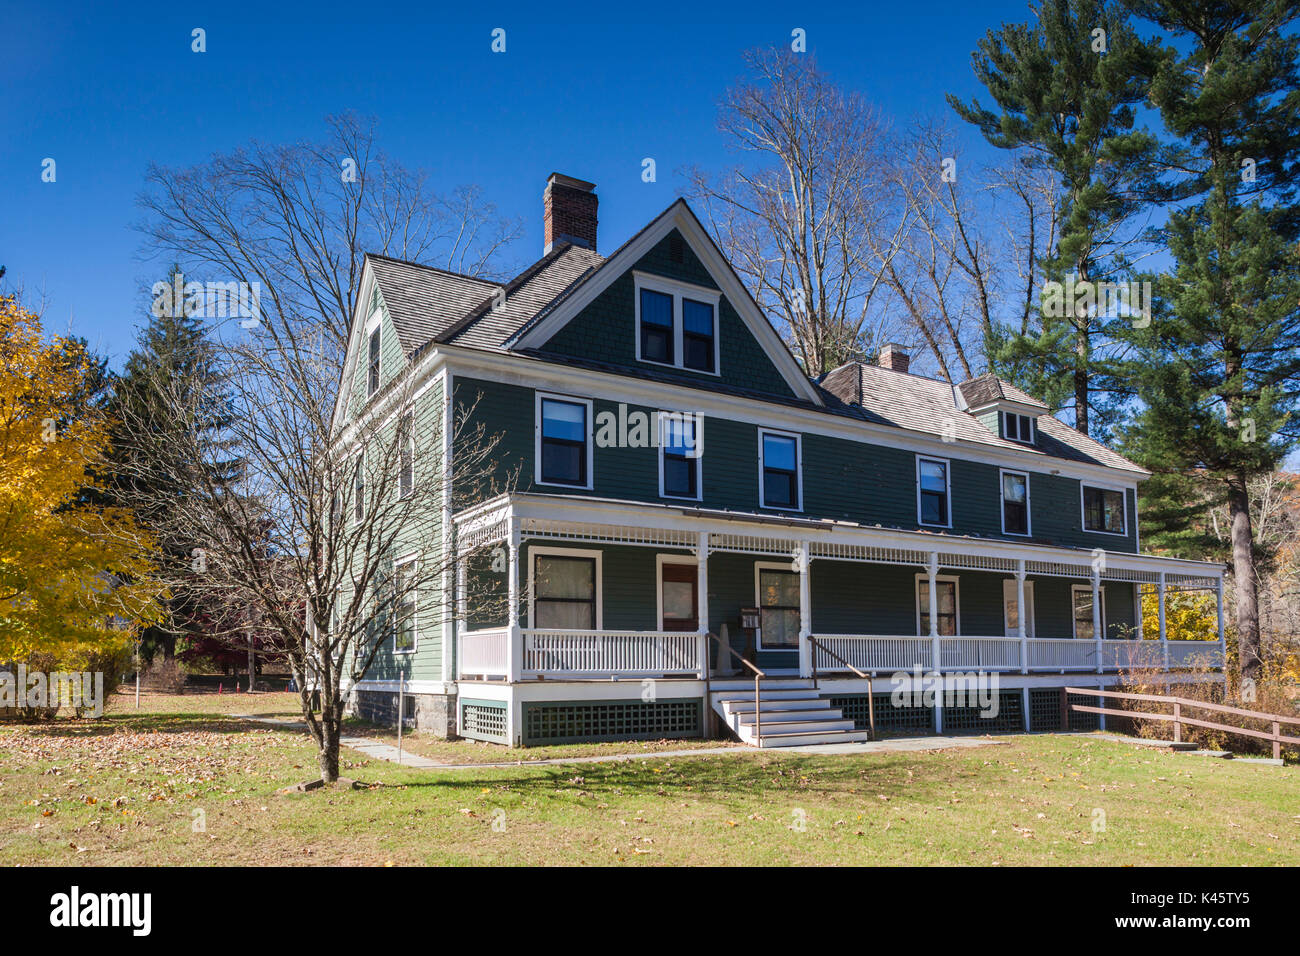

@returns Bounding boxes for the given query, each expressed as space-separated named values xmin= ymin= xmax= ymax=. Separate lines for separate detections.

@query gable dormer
xmin=957 ymin=374 xmax=1049 ymax=446
xmin=510 ymin=198 xmax=823 ymax=406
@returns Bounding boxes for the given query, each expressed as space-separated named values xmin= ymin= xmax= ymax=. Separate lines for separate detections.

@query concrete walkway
xmin=233 ymin=713 xmax=1004 ymax=770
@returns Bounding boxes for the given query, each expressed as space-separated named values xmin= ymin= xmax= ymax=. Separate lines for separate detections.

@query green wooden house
xmin=331 ymin=173 xmax=1225 ymax=747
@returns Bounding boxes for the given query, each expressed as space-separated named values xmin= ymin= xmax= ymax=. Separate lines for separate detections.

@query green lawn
xmin=1 ymin=691 xmax=1296 ymax=866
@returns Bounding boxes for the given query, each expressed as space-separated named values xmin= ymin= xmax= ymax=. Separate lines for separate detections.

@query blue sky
xmin=3 ymin=0 xmax=1042 ymax=368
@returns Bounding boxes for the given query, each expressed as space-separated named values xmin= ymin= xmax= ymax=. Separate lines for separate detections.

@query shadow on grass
xmin=1 ymin=712 xmax=298 ymax=738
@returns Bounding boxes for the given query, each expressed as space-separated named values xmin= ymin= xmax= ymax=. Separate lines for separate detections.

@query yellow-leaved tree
xmin=1140 ymin=586 xmax=1219 ymax=643
xmin=0 ymin=295 xmax=162 ymax=669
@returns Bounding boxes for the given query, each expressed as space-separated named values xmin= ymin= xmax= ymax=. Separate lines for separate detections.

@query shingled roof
xmin=821 ymin=362 xmax=1143 ymax=474
xmin=957 ymin=372 xmax=1048 ymax=411
xmin=365 ymin=255 xmax=499 ymax=354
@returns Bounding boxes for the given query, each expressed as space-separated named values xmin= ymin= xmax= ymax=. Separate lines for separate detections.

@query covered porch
xmin=452 ymin=493 xmax=1226 ymax=684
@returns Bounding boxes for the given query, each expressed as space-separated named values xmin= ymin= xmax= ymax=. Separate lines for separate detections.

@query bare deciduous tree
xmin=686 ymin=49 xmax=907 ymax=377
xmin=130 ymin=115 xmax=519 ymax=782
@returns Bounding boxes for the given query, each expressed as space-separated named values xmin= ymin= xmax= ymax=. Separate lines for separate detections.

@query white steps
xmin=711 ymin=681 xmax=872 ymax=748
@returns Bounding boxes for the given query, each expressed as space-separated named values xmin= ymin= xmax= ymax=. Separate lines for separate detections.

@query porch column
xmin=927 ymin=552 xmax=943 ymax=734
xmin=1092 ymin=567 xmax=1103 ymax=674
xmin=1158 ymin=572 xmax=1169 ymax=671
xmin=796 ymin=541 xmax=812 ymax=678
xmin=1016 ymin=560 xmax=1028 ymax=675
xmin=454 ymin=560 xmax=468 ymax=681
xmin=506 ymin=518 xmax=522 ymax=683
xmin=1215 ymin=575 xmax=1226 ymax=673
xmin=696 ymin=530 xmax=710 ymax=679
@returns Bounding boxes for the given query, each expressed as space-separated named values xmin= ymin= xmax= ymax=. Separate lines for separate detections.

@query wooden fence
xmin=1064 ymin=686 xmax=1300 ymax=759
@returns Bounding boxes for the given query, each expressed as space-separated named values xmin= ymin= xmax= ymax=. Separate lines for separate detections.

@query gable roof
xmin=506 ymin=198 xmax=825 ymax=406
xmin=365 ymin=255 xmax=499 ymax=354
xmin=957 ymin=372 xmax=1048 ymax=412
xmin=821 ymin=362 xmax=1145 ymax=475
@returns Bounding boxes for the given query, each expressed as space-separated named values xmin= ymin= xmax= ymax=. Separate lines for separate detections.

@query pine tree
xmin=1122 ymin=0 xmax=1300 ymax=681
xmin=105 ymin=266 xmax=240 ymax=660
xmin=949 ymin=0 xmax=1166 ymax=437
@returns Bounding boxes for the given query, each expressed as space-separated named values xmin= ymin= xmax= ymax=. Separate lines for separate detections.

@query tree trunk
xmin=1227 ymin=475 xmax=1261 ymax=682
xmin=246 ymin=637 xmax=256 ymax=693
xmin=1074 ymin=328 xmax=1089 ymax=436
xmin=318 ymin=707 xmax=341 ymax=783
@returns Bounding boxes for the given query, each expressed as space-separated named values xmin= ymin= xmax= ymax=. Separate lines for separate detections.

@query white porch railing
xmin=1026 ymin=638 xmax=1097 ymax=671
xmin=522 ymin=629 xmax=702 ymax=678
xmin=812 ymin=635 xmax=932 ymax=672
xmin=459 ymin=628 xmax=510 ymax=677
xmin=940 ymin=636 xmax=1023 ymax=671
xmin=1166 ymin=640 xmax=1224 ymax=668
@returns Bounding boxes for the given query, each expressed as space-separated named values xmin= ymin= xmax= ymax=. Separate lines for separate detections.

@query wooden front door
xmin=660 ymin=562 xmax=699 ymax=631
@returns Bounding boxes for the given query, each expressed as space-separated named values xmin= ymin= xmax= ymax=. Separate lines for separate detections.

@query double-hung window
xmin=352 ymin=455 xmax=365 ymax=522
xmin=1001 ymin=470 xmax=1029 ymax=535
xmin=917 ymin=456 xmax=950 ymax=527
xmin=682 ymin=299 xmax=716 ymax=372
xmin=917 ymin=576 xmax=959 ymax=636
xmin=533 ymin=553 xmax=598 ymax=629
xmin=759 ymin=430 xmax=800 ymax=510
xmin=634 ymin=273 xmax=720 ymax=374
xmin=660 ymin=413 xmax=701 ymax=500
xmin=1081 ymin=485 xmax=1126 ymax=535
xmin=639 ymin=288 xmax=674 ymax=365
xmin=393 ymin=558 xmax=416 ymax=653
xmin=367 ymin=327 xmax=381 ymax=396
xmin=1071 ymin=586 xmax=1106 ymax=640
xmin=537 ymin=395 xmax=591 ymax=487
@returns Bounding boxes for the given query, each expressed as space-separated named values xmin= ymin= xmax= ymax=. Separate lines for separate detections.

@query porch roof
xmin=454 ymin=492 xmax=1223 ymax=588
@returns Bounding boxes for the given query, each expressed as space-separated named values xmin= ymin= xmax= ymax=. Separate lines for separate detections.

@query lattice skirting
xmin=943 ymin=690 xmax=1025 ymax=734
xmin=522 ymin=698 xmax=702 ymax=746
xmin=1028 ymin=688 xmax=1101 ymax=732
xmin=460 ymin=699 xmax=509 ymax=744
xmin=830 ymin=694 xmax=934 ymax=734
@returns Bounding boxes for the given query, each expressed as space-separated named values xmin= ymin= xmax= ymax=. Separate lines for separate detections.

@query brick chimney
xmin=878 ymin=342 xmax=911 ymax=374
xmin=543 ymin=173 xmax=598 ymax=254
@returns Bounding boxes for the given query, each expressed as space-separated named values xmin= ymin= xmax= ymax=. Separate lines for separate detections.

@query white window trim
xmin=633 ymin=271 xmax=722 ymax=376
xmin=352 ymin=450 xmax=365 ymax=524
xmin=527 ymin=546 xmax=603 ymax=630
xmin=914 ymin=573 xmax=961 ymax=636
xmin=1080 ymin=482 xmax=1128 ymax=537
xmin=655 ymin=553 xmax=699 ymax=630
xmin=1070 ymin=584 xmax=1107 ymax=640
xmin=534 ymin=392 xmax=594 ymax=490
xmin=999 ymin=468 xmax=1031 ymax=537
xmin=657 ymin=411 xmax=703 ymax=501
xmin=916 ymin=454 xmax=953 ymax=529
xmin=1001 ymin=578 xmax=1036 ymax=638
xmin=758 ymin=427 xmax=803 ymax=512
xmin=754 ymin=559 xmax=802 ymax=652
xmin=1002 ymin=410 xmax=1035 ymax=445
xmin=393 ymin=553 xmax=419 ymax=655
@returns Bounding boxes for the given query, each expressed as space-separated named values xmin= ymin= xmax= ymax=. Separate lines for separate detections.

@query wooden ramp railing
xmin=1064 ymin=686 xmax=1300 ymax=759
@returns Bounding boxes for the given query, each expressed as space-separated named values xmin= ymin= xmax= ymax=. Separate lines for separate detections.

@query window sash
xmin=639 ymin=289 xmax=674 ymax=365
xmin=682 ymin=298 xmax=715 ymax=372
xmin=1002 ymin=472 xmax=1028 ymax=534
xmin=1072 ymin=587 xmax=1105 ymax=640
xmin=540 ymin=399 xmax=588 ymax=485
xmin=918 ymin=580 xmax=958 ymax=636
xmin=1083 ymin=487 xmax=1125 ymax=534
xmin=353 ymin=457 xmax=364 ymax=522
xmin=761 ymin=434 xmax=799 ymax=508
xmin=919 ymin=459 xmax=948 ymax=525
xmin=399 ymin=414 xmax=414 ymax=499
xmin=534 ymin=555 xmax=596 ymax=629
xmin=759 ymin=569 xmax=800 ymax=648
xmin=394 ymin=562 xmax=416 ymax=652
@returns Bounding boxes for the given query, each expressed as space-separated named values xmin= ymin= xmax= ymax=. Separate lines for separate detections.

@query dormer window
xmin=1003 ymin=412 xmax=1034 ymax=444
xmin=634 ymin=272 xmax=720 ymax=375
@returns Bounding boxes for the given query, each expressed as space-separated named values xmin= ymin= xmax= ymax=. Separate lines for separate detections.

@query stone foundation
xmin=349 ymin=689 xmax=458 ymax=738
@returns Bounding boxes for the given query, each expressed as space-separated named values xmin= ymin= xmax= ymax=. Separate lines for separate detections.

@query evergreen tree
xmin=1122 ymin=0 xmax=1300 ymax=681
xmin=105 ymin=266 xmax=240 ymax=659
xmin=950 ymin=0 xmax=1166 ymax=437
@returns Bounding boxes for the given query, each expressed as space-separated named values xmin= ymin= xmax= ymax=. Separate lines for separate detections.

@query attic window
xmin=1003 ymin=412 xmax=1034 ymax=444
xmin=633 ymin=272 xmax=720 ymax=375
xmin=367 ymin=327 xmax=381 ymax=396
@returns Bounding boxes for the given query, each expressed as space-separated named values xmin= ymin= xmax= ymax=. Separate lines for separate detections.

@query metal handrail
xmin=704 ymin=632 xmax=766 ymax=744
xmin=808 ymin=635 xmax=875 ymax=740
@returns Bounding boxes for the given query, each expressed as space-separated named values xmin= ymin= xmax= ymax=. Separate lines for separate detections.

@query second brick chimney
xmin=543 ymin=173 xmax=598 ymax=255
xmin=878 ymin=342 xmax=911 ymax=374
